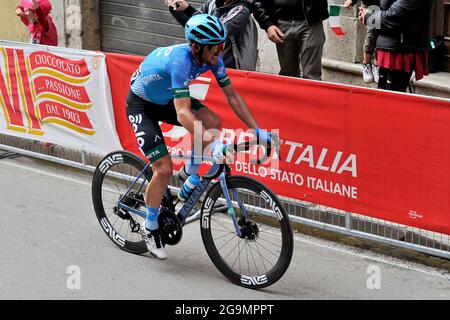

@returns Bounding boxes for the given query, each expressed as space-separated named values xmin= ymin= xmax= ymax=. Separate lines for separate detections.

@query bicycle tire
xmin=92 ymin=150 xmax=152 ymax=254
xmin=200 ymin=176 xmax=294 ymax=289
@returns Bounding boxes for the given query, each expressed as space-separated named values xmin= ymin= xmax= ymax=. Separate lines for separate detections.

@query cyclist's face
xmin=201 ymin=43 xmax=224 ymax=66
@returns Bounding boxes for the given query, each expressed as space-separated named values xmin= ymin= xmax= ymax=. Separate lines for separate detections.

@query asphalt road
xmin=0 ymin=155 xmax=449 ymax=300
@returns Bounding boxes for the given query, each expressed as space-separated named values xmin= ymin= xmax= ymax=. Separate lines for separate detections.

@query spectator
xmin=16 ymin=0 xmax=57 ymax=148
xmin=359 ymin=0 xmax=434 ymax=92
xmin=253 ymin=0 xmax=329 ymax=80
xmin=344 ymin=0 xmax=380 ymax=83
xmin=167 ymin=0 xmax=258 ymax=71
xmin=16 ymin=0 xmax=57 ymax=46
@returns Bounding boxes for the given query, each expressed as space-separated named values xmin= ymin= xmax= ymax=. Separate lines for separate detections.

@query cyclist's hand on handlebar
xmin=211 ymin=140 xmax=233 ymax=164
xmin=271 ymin=132 xmax=281 ymax=149
xmin=256 ymin=128 xmax=280 ymax=146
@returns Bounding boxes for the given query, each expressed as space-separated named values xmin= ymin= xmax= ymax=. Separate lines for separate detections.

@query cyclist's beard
xmin=195 ymin=48 xmax=219 ymax=66
xmin=192 ymin=49 xmax=205 ymax=65
xmin=205 ymin=55 xmax=220 ymax=66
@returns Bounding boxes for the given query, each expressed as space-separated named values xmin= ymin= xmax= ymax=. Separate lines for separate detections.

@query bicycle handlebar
xmin=233 ymin=139 xmax=272 ymax=165
xmin=201 ymin=139 xmax=276 ymax=180
xmin=201 ymin=162 xmax=224 ymax=180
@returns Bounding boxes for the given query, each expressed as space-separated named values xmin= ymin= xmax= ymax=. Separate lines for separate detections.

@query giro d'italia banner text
xmin=105 ymin=52 xmax=450 ymax=235
xmin=0 ymin=41 xmax=122 ymax=154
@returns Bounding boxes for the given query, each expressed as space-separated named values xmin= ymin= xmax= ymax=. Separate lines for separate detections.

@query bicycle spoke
xmin=211 ymin=216 xmax=235 ymax=233
xmin=238 ymin=238 xmax=242 ymax=274
xmin=247 ymin=241 xmax=263 ymax=274
xmin=246 ymin=242 xmax=274 ymax=267
xmin=223 ymin=242 xmax=239 ymax=265
xmin=118 ymin=218 xmax=125 ymax=235
xmin=253 ymin=242 xmax=270 ymax=273
xmin=230 ymin=238 xmax=243 ymax=270
xmin=217 ymin=235 xmax=239 ymax=255
xmin=212 ymin=231 xmax=235 ymax=241
xmin=211 ymin=227 xmax=234 ymax=234
xmin=259 ymin=224 xmax=279 ymax=233
xmin=245 ymin=242 xmax=250 ymax=275
xmin=257 ymin=236 xmax=282 ymax=253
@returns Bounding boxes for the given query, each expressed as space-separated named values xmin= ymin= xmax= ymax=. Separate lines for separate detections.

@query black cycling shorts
xmin=126 ymin=90 xmax=206 ymax=163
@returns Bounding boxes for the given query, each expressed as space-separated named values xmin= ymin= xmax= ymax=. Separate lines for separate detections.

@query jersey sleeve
xmin=167 ymin=54 xmax=191 ymax=99
xmin=212 ymin=56 xmax=231 ymax=88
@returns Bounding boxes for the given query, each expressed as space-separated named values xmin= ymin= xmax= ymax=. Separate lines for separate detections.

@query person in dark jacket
xmin=359 ymin=0 xmax=434 ymax=92
xmin=167 ymin=0 xmax=258 ymax=71
xmin=253 ymin=0 xmax=329 ymax=80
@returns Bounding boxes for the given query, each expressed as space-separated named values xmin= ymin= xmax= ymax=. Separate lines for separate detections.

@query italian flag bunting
xmin=329 ymin=4 xmax=346 ymax=36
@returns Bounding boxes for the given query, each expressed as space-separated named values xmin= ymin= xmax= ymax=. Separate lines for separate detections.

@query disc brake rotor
xmin=238 ymin=218 xmax=259 ymax=241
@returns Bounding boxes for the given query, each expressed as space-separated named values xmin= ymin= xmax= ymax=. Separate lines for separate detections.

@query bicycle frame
xmin=116 ymin=160 xmax=246 ymax=236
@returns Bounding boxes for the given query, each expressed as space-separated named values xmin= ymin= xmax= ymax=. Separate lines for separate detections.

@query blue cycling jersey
xmin=130 ymin=43 xmax=231 ymax=105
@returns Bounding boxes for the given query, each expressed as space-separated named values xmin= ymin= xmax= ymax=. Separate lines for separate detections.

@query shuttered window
xmin=100 ymin=0 xmax=203 ymax=56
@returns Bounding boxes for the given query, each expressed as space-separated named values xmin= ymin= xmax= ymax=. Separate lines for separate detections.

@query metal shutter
xmin=100 ymin=0 xmax=203 ymax=56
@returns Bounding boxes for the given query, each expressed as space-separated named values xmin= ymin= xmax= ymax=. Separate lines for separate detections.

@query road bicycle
xmin=91 ymin=140 xmax=293 ymax=289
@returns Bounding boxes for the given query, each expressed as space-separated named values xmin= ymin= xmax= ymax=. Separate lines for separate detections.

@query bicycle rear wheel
xmin=92 ymin=151 xmax=151 ymax=254
xmin=200 ymin=176 xmax=293 ymax=289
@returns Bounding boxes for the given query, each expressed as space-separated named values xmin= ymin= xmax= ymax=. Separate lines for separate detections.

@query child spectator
xmin=16 ymin=0 xmax=57 ymax=46
xmin=359 ymin=0 xmax=433 ymax=92
xmin=16 ymin=0 xmax=58 ymax=148
xmin=344 ymin=0 xmax=380 ymax=83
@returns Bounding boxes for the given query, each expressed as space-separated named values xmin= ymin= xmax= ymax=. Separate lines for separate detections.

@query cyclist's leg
xmin=145 ymin=158 xmax=173 ymax=210
xmin=126 ymin=91 xmax=172 ymax=258
xmin=126 ymin=91 xmax=172 ymax=230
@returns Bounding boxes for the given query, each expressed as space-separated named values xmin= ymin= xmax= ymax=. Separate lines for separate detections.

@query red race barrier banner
xmin=105 ymin=52 xmax=450 ymax=235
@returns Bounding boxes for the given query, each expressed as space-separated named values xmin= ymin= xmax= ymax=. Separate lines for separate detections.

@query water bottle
xmin=178 ymin=174 xmax=200 ymax=201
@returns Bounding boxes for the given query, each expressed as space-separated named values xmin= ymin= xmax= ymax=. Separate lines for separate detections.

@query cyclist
xmin=126 ymin=14 xmax=275 ymax=260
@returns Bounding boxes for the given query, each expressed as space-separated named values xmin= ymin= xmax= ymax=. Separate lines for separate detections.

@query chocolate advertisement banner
xmin=0 ymin=41 xmax=122 ymax=154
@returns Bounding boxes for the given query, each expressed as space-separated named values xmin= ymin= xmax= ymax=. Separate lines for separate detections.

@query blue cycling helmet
xmin=185 ymin=14 xmax=228 ymax=45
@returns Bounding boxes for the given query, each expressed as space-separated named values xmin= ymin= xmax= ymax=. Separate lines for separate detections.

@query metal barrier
xmin=1 ymin=134 xmax=449 ymax=260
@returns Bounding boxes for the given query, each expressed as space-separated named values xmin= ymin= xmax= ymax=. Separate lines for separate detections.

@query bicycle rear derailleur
xmin=114 ymin=191 xmax=144 ymax=233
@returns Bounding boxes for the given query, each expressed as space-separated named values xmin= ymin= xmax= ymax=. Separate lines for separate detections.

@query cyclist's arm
xmin=173 ymin=98 xmax=216 ymax=145
xmin=221 ymin=84 xmax=259 ymax=130
xmin=211 ymin=57 xmax=258 ymax=130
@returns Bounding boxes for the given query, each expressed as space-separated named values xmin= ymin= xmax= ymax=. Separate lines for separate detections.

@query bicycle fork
xmin=219 ymin=172 xmax=249 ymax=238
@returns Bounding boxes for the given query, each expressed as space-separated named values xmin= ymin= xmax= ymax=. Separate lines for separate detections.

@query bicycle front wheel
xmin=200 ymin=176 xmax=294 ymax=289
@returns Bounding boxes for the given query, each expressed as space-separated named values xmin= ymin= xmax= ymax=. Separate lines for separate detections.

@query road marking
xmin=2 ymin=159 xmax=449 ymax=280
xmin=1 ymin=160 xmax=93 ymax=187
xmin=292 ymin=233 xmax=449 ymax=279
